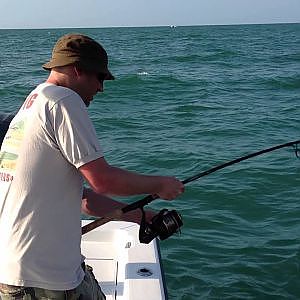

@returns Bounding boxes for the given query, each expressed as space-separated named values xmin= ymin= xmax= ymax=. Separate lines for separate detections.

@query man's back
xmin=0 ymin=83 xmax=102 ymax=290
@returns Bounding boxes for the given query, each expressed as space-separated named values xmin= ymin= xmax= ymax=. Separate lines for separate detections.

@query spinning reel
xmin=138 ymin=206 xmax=183 ymax=244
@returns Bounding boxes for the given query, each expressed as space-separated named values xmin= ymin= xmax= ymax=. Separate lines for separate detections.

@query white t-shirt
xmin=0 ymin=83 xmax=103 ymax=290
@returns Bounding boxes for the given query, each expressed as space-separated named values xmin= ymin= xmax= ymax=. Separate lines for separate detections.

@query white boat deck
xmin=81 ymin=220 xmax=167 ymax=300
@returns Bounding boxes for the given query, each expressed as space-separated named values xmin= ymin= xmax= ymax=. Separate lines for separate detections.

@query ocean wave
xmin=260 ymin=75 xmax=300 ymax=90
xmin=271 ymin=52 xmax=300 ymax=63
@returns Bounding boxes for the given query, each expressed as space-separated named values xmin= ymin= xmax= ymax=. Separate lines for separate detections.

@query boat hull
xmin=81 ymin=220 xmax=168 ymax=300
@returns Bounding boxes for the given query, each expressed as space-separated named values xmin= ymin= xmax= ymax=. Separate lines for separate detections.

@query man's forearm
xmin=98 ymin=165 xmax=163 ymax=196
xmin=79 ymin=157 xmax=184 ymax=200
xmin=81 ymin=188 xmax=155 ymax=224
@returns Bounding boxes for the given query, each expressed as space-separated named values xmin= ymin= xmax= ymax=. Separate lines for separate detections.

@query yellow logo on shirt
xmin=0 ymin=119 xmax=26 ymax=173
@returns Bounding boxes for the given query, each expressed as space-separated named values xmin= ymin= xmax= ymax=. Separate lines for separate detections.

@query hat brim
xmin=43 ymin=58 xmax=115 ymax=81
xmin=42 ymin=56 xmax=77 ymax=71
xmin=104 ymin=71 xmax=115 ymax=81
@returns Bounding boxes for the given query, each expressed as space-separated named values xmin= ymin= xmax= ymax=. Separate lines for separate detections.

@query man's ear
xmin=73 ymin=65 xmax=84 ymax=78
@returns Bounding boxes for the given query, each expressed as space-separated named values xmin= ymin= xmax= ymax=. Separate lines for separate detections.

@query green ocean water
xmin=0 ymin=23 xmax=300 ymax=299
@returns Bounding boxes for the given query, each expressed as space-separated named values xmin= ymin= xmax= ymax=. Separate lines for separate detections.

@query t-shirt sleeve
xmin=49 ymin=95 xmax=104 ymax=168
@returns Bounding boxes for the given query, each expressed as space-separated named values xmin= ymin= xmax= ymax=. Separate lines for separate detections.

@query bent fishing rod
xmin=82 ymin=139 xmax=300 ymax=238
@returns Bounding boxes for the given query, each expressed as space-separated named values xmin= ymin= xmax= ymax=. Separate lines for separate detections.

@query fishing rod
xmin=82 ymin=139 xmax=300 ymax=240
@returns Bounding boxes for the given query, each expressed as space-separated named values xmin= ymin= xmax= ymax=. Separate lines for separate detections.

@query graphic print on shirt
xmin=0 ymin=118 xmax=27 ymax=181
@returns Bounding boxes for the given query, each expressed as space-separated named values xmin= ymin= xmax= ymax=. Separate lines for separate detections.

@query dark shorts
xmin=0 ymin=265 xmax=106 ymax=300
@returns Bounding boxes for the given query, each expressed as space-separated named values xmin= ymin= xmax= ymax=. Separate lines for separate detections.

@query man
xmin=0 ymin=34 xmax=184 ymax=299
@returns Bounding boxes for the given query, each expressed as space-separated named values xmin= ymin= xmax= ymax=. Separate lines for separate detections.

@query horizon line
xmin=0 ymin=21 xmax=299 ymax=30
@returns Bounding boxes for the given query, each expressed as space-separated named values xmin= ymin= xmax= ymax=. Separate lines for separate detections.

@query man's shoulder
xmin=38 ymin=83 xmax=82 ymax=108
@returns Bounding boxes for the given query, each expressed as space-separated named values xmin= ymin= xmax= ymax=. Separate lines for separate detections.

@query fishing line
xmin=293 ymin=143 xmax=300 ymax=158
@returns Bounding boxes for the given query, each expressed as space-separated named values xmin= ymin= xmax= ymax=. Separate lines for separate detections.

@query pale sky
xmin=0 ymin=0 xmax=299 ymax=29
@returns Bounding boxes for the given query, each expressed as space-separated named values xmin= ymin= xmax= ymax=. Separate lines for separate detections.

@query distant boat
xmin=170 ymin=25 xmax=176 ymax=28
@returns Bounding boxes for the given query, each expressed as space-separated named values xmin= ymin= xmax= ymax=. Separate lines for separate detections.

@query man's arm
xmin=79 ymin=157 xmax=184 ymax=200
xmin=81 ymin=188 xmax=156 ymax=224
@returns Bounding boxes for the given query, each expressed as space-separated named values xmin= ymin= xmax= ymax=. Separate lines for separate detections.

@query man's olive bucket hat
xmin=43 ymin=33 xmax=114 ymax=80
